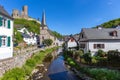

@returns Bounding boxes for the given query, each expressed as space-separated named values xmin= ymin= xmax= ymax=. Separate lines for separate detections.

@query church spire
xmin=41 ymin=11 xmax=46 ymax=26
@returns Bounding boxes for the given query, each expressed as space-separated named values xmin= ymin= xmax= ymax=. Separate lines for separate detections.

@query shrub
xmin=83 ymin=52 xmax=92 ymax=64
xmin=107 ymin=50 xmax=120 ymax=67
xmin=88 ymin=68 xmax=120 ymax=80
xmin=42 ymin=39 xmax=53 ymax=46
xmin=2 ymin=68 xmax=25 ymax=80
xmin=96 ymin=50 xmax=106 ymax=57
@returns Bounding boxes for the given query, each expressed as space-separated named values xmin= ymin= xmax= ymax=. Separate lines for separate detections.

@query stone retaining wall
xmin=0 ymin=45 xmax=56 ymax=77
xmin=0 ymin=47 xmax=41 ymax=77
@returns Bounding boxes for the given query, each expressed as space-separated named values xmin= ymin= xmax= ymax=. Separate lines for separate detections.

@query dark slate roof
xmin=73 ymin=34 xmax=79 ymax=41
xmin=0 ymin=5 xmax=13 ymax=20
xmin=22 ymin=33 xmax=31 ymax=38
xmin=64 ymin=35 xmax=70 ymax=41
xmin=82 ymin=28 xmax=120 ymax=40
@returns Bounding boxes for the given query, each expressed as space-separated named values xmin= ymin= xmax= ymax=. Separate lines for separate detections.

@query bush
xmin=14 ymin=28 xmax=23 ymax=43
xmin=107 ymin=50 xmax=120 ymax=67
xmin=2 ymin=68 xmax=25 ymax=80
xmin=96 ymin=50 xmax=106 ymax=57
xmin=83 ymin=52 xmax=92 ymax=64
xmin=42 ymin=39 xmax=53 ymax=46
xmin=88 ymin=68 xmax=120 ymax=80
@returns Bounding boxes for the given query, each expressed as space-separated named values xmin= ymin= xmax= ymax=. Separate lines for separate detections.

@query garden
xmin=63 ymin=49 xmax=120 ymax=80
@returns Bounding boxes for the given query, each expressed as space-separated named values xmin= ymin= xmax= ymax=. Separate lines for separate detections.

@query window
xmin=109 ymin=31 xmax=118 ymax=37
xmin=0 ymin=17 xmax=8 ymax=28
xmin=42 ymin=36 xmax=44 ymax=40
xmin=70 ymin=38 xmax=74 ymax=42
xmin=0 ymin=36 xmax=10 ymax=47
xmin=2 ymin=18 xmax=7 ymax=27
xmin=80 ymin=44 xmax=85 ymax=48
xmin=94 ymin=44 xmax=104 ymax=49
xmin=1 ymin=36 xmax=7 ymax=47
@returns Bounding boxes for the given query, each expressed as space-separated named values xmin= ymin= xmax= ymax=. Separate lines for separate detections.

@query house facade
xmin=0 ymin=6 xmax=13 ymax=59
xmin=55 ymin=38 xmax=64 ymax=46
xmin=79 ymin=28 xmax=120 ymax=56
xmin=18 ymin=27 xmax=37 ymax=45
xmin=65 ymin=35 xmax=78 ymax=50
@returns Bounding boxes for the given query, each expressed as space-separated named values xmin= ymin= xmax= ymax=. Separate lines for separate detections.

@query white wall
xmin=0 ymin=17 xmax=13 ymax=60
xmin=0 ymin=48 xmax=12 ymax=59
xmin=79 ymin=42 xmax=88 ymax=53
xmin=88 ymin=40 xmax=120 ymax=56
xmin=67 ymin=40 xmax=77 ymax=48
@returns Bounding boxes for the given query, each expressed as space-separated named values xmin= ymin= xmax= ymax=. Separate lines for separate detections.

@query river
xmin=47 ymin=48 xmax=79 ymax=80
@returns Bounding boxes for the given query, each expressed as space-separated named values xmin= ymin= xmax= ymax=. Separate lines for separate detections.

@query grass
xmin=14 ymin=19 xmax=40 ymax=34
xmin=1 ymin=47 xmax=58 ymax=80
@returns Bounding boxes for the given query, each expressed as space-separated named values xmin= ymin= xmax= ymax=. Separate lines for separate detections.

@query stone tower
xmin=21 ymin=5 xmax=28 ymax=19
xmin=12 ymin=9 xmax=20 ymax=18
xmin=12 ymin=5 xmax=28 ymax=19
xmin=40 ymin=11 xmax=55 ymax=45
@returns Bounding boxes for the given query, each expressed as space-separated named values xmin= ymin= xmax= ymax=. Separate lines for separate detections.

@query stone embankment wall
xmin=0 ymin=46 xmax=42 ymax=77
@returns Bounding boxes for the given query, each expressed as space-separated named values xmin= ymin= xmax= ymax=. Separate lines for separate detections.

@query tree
xmin=51 ymin=31 xmax=63 ymax=39
xmin=95 ymin=18 xmax=120 ymax=28
xmin=42 ymin=39 xmax=53 ymax=46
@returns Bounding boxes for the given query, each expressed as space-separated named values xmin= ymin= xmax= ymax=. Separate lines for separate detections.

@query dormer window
xmin=109 ymin=30 xmax=118 ymax=37
xmin=70 ymin=38 xmax=74 ymax=42
xmin=81 ymin=33 xmax=84 ymax=38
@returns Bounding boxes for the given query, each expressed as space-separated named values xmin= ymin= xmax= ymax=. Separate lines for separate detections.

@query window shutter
xmin=0 ymin=36 xmax=2 ymax=47
xmin=0 ymin=17 xmax=2 ymax=26
xmin=8 ymin=20 xmax=10 ymax=29
xmin=7 ymin=37 xmax=11 ymax=47
xmin=94 ymin=44 xmax=97 ymax=49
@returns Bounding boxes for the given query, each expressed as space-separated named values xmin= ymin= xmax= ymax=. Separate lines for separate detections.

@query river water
xmin=47 ymin=48 xmax=79 ymax=80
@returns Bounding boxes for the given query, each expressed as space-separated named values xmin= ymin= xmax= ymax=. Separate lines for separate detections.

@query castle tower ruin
xmin=12 ymin=9 xmax=20 ymax=18
xmin=21 ymin=5 xmax=28 ymax=18
xmin=12 ymin=5 xmax=28 ymax=19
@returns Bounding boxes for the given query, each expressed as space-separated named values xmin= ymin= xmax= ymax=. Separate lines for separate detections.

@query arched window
xmin=42 ymin=36 xmax=44 ymax=40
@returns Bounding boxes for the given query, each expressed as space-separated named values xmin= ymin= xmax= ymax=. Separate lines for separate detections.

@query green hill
xmin=14 ymin=19 xmax=40 ymax=44
xmin=14 ymin=19 xmax=40 ymax=34
xmin=97 ymin=18 xmax=120 ymax=28
xmin=51 ymin=31 xmax=63 ymax=39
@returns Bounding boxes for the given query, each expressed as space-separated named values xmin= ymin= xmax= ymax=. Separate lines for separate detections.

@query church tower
xmin=39 ymin=11 xmax=56 ymax=45
xmin=40 ymin=11 xmax=49 ymax=45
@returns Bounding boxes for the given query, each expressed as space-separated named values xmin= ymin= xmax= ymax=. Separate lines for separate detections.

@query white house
xmin=55 ymin=38 xmax=64 ymax=46
xmin=17 ymin=27 xmax=30 ymax=34
xmin=17 ymin=27 xmax=37 ymax=45
xmin=0 ymin=5 xmax=13 ymax=59
xmin=79 ymin=28 xmax=120 ymax=56
xmin=65 ymin=35 xmax=78 ymax=50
